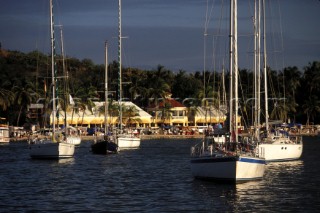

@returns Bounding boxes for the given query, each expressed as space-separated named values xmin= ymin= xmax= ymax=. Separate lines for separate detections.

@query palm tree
xmin=282 ymin=66 xmax=301 ymax=121
xmin=78 ymin=102 xmax=87 ymax=126
xmin=161 ymin=100 xmax=173 ymax=126
xmin=270 ymin=99 xmax=290 ymax=122
xmin=303 ymin=61 xmax=320 ymax=95
xmin=147 ymin=78 xmax=170 ymax=107
xmin=70 ymin=97 xmax=81 ymax=126
xmin=72 ymin=85 xmax=98 ymax=126
xmin=122 ymin=105 xmax=141 ymax=127
xmin=0 ymin=88 xmax=13 ymax=112
xmin=12 ymin=82 xmax=37 ymax=126
xmin=302 ymin=95 xmax=320 ymax=126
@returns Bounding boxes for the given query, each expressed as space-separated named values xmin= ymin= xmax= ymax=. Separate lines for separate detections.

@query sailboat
xmin=116 ymin=0 xmax=140 ymax=149
xmin=58 ymin=25 xmax=81 ymax=146
xmin=190 ymin=0 xmax=265 ymax=183
xmin=254 ymin=0 xmax=303 ymax=162
xmin=91 ymin=41 xmax=119 ymax=154
xmin=29 ymin=0 xmax=75 ymax=159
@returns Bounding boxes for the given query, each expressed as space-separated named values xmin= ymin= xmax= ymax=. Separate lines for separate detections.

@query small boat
xmin=29 ymin=135 xmax=75 ymax=159
xmin=114 ymin=0 xmax=140 ymax=149
xmin=258 ymin=124 xmax=303 ymax=162
xmin=117 ymin=133 xmax=140 ymax=149
xmin=254 ymin=0 xmax=303 ymax=162
xmin=91 ymin=41 xmax=119 ymax=155
xmin=59 ymin=26 xmax=81 ymax=147
xmin=29 ymin=0 xmax=75 ymax=159
xmin=191 ymin=133 xmax=265 ymax=183
xmin=91 ymin=135 xmax=119 ymax=155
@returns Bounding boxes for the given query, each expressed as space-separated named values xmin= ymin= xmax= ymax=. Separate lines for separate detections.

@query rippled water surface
xmin=0 ymin=137 xmax=319 ymax=212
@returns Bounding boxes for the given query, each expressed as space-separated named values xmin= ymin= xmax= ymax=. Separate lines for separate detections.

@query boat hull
xmin=117 ymin=136 xmax=140 ymax=149
xmin=258 ymin=143 xmax=303 ymax=162
xmin=91 ymin=140 xmax=119 ymax=154
xmin=190 ymin=155 xmax=265 ymax=183
xmin=29 ymin=141 xmax=75 ymax=159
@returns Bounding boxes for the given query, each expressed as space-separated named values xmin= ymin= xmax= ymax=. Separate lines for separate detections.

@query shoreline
xmin=8 ymin=134 xmax=204 ymax=143
xmin=8 ymin=132 xmax=319 ymax=143
xmin=81 ymin=134 xmax=203 ymax=141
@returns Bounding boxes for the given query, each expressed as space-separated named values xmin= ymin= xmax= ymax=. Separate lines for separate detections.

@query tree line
xmin=0 ymin=49 xmax=319 ymax=127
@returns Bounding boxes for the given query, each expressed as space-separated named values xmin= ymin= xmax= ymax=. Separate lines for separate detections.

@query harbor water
xmin=0 ymin=136 xmax=319 ymax=212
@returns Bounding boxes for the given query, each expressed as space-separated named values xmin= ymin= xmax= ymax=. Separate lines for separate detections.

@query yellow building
xmin=147 ymin=98 xmax=188 ymax=127
xmin=50 ymin=101 xmax=153 ymax=128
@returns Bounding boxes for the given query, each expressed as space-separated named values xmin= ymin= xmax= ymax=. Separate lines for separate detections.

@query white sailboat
xmin=190 ymin=0 xmax=265 ymax=183
xmin=258 ymin=123 xmax=303 ymax=162
xmin=58 ymin=26 xmax=81 ymax=146
xmin=29 ymin=0 xmax=75 ymax=159
xmin=116 ymin=0 xmax=140 ymax=149
xmin=256 ymin=0 xmax=303 ymax=162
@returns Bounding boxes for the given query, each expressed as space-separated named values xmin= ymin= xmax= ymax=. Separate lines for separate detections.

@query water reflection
xmin=265 ymin=160 xmax=304 ymax=183
xmin=1 ymin=138 xmax=319 ymax=212
xmin=57 ymin=158 xmax=75 ymax=164
xmin=192 ymin=180 xmax=236 ymax=211
xmin=191 ymin=160 xmax=305 ymax=212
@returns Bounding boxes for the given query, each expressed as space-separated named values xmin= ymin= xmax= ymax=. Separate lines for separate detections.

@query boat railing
xmin=29 ymin=137 xmax=51 ymax=145
xmin=191 ymin=142 xmax=224 ymax=157
xmin=117 ymin=133 xmax=140 ymax=138
xmin=289 ymin=135 xmax=303 ymax=144
xmin=191 ymin=144 xmax=201 ymax=157
xmin=191 ymin=143 xmax=212 ymax=157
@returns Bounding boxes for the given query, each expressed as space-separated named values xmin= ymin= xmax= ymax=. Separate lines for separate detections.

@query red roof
xmin=149 ymin=98 xmax=185 ymax=108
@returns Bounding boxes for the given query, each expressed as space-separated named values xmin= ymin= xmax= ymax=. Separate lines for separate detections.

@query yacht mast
xmin=105 ymin=41 xmax=109 ymax=135
xmin=118 ymin=0 xmax=123 ymax=131
xmin=254 ymin=0 xmax=262 ymax=140
xmin=233 ymin=0 xmax=238 ymax=143
xmin=263 ymin=0 xmax=269 ymax=133
xmin=59 ymin=26 xmax=68 ymax=132
xmin=118 ymin=0 xmax=122 ymax=130
xmin=229 ymin=0 xmax=234 ymax=134
xmin=50 ymin=0 xmax=57 ymax=140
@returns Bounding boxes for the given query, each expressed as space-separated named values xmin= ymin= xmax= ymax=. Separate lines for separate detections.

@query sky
xmin=0 ymin=0 xmax=319 ymax=72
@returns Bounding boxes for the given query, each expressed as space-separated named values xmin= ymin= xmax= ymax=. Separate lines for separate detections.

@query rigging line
xmin=238 ymin=70 xmax=249 ymax=129
xmin=210 ymin=0 xmax=225 ymax=105
xmin=267 ymin=0 xmax=285 ymax=108
xmin=204 ymin=0 xmax=217 ymax=67
xmin=203 ymin=0 xmax=208 ymax=99
xmin=271 ymin=1 xmax=280 ymax=73
xmin=203 ymin=0 xmax=217 ymax=98
xmin=277 ymin=0 xmax=285 ymax=70
xmin=210 ymin=0 xmax=225 ymax=73
xmin=204 ymin=0 xmax=209 ymax=32
xmin=204 ymin=0 xmax=216 ymax=33
xmin=276 ymin=0 xmax=287 ymax=117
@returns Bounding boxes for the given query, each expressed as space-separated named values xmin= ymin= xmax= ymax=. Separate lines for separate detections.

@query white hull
xmin=190 ymin=155 xmax=265 ymax=182
xmin=117 ymin=135 xmax=140 ymax=149
xmin=0 ymin=126 xmax=10 ymax=143
xmin=29 ymin=140 xmax=75 ymax=159
xmin=66 ymin=135 xmax=81 ymax=146
xmin=258 ymin=142 xmax=303 ymax=162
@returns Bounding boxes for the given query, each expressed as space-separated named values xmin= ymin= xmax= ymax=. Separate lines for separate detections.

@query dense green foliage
xmin=0 ymin=49 xmax=319 ymax=126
